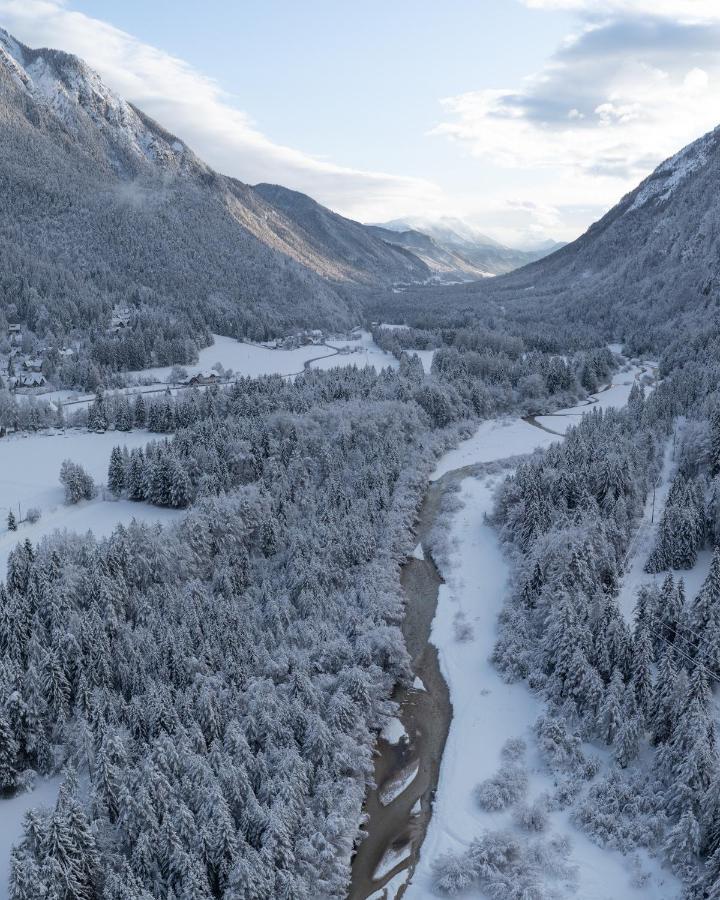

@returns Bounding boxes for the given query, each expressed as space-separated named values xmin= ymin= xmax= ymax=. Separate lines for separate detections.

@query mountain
xmin=375 ymin=216 xmax=561 ymax=277
xmin=0 ymin=28 xmax=430 ymax=355
xmin=378 ymin=125 xmax=720 ymax=352
xmin=365 ymin=224 xmax=494 ymax=280
xmin=252 ymin=183 xmax=430 ymax=285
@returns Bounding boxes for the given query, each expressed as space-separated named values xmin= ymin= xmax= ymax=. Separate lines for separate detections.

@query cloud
xmin=523 ymin=0 xmax=720 ymax=22
xmin=0 ymin=0 xmax=442 ymax=221
xmin=433 ymin=14 xmax=720 ymax=218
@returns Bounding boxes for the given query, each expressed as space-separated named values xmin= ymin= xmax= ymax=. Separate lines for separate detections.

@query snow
xmin=431 ymin=417 xmax=558 ymax=480
xmin=0 ymin=430 xmax=181 ymax=575
xmin=411 ymin=349 xmax=435 ymax=374
xmin=616 ymin=430 xmax=713 ymax=623
xmin=535 ymin=367 xmax=647 ymax=437
xmin=381 ymin=717 xmax=408 ymax=746
xmin=412 ymin=676 xmax=426 ymax=692
xmin=404 ymin=475 xmax=679 ymax=899
xmin=379 ymin=761 xmax=420 ymax=807
xmin=411 ymin=542 xmax=425 ymax=561
xmin=309 ymin=330 xmax=399 ymax=373
xmin=628 ymin=127 xmax=714 ymax=213
xmin=432 ymin=363 xmax=648 ymax=480
xmin=129 ymin=334 xmax=336 ymax=384
xmin=408 ymin=356 xmax=678 ymax=898
xmin=0 ymin=777 xmax=61 ymax=899
xmin=373 ymin=844 xmax=413 ymax=881
xmin=367 ymin=868 xmax=410 ymax=900
xmin=616 ymin=439 xmax=675 ymax=621
xmin=379 ymin=323 xmax=410 ymax=331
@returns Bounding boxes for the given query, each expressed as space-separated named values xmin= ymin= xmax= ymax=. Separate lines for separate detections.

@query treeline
xmin=372 ymin=322 xmax=616 ymax=416
xmin=2 ymin=393 xmax=438 ymax=899
xmin=436 ymin=365 xmax=720 ymax=896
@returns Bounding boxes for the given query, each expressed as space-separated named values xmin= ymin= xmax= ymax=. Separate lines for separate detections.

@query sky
xmin=1 ymin=0 xmax=720 ymax=246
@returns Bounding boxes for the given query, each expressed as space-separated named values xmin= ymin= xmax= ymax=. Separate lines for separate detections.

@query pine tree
xmin=0 ymin=713 xmax=19 ymax=790
xmin=7 ymin=509 xmax=16 ymax=531
xmin=710 ymin=407 xmax=720 ymax=478
xmin=598 ymin=668 xmax=626 ymax=745
xmin=664 ymin=807 xmax=700 ymax=877
xmin=133 ymin=393 xmax=147 ymax=428
xmin=631 ymin=625 xmax=654 ymax=715
xmin=650 ymin=648 xmax=677 ymax=745
xmin=108 ymin=446 xmax=126 ymax=496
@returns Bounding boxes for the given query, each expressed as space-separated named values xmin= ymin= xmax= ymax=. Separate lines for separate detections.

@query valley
xmin=2 ymin=13 xmax=720 ymax=900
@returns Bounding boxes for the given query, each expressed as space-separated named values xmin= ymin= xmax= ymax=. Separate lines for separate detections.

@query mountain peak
xmin=0 ymin=28 xmax=193 ymax=176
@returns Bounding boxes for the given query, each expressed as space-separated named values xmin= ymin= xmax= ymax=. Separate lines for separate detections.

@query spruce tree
xmin=133 ymin=393 xmax=147 ymax=428
xmin=107 ymin=447 xmax=126 ymax=496
xmin=710 ymin=407 xmax=720 ymax=478
xmin=7 ymin=509 xmax=16 ymax=531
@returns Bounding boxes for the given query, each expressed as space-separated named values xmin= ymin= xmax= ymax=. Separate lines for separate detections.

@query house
xmin=109 ymin=305 xmax=132 ymax=333
xmin=16 ymin=372 xmax=46 ymax=388
xmin=7 ymin=324 xmax=22 ymax=345
xmin=185 ymin=371 xmax=220 ymax=386
xmin=22 ymin=357 xmax=43 ymax=373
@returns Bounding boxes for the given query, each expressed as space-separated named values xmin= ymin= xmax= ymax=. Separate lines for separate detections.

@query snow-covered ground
xmin=309 ymin=331 xmax=399 ymax=373
xmin=407 ymin=357 xmax=679 ymax=898
xmin=405 ymin=475 xmax=679 ymax=899
xmin=411 ymin=349 xmax=435 ymax=374
xmin=0 ymin=777 xmax=61 ymax=898
xmin=432 ymin=362 xmax=648 ymax=480
xmin=0 ymin=429 xmax=181 ymax=575
xmin=431 ymin=417 xmax=558 ymax=480
xmin=368 ymin=868 xmax=410 ymax=899
xmin=379 ymin=761 xmax=420 ymax=807
xmin=616 ymin=432 xmax=713 ymax=622
xmin=374 ymin=844 xmax=413 ymax=881
xmin=131 ymin=334 xmax=336 ymax=383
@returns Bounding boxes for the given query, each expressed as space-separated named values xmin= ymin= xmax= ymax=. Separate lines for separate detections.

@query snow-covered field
xmin=404 ymin=475 xmax=678 ymax=899
xmin=309 ymin=331 xmax=400 ymax=373
xmin=431 ymin=417 xmax=558 ymax=479
xmin=535 ymin=364 xmax=652 ymax=436
xmin=130 ymin=334 xmax=337 ymax=383
xmin=0 ymin=429 xmax=181 ymax=575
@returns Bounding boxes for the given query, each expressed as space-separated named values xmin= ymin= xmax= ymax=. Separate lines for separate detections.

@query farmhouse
xmin=16 ymin=372 xmax=46 ymax=388
xmin=185 ymin=371 xmax=220 ymax=386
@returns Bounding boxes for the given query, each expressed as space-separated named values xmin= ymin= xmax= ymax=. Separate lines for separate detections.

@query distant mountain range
xmin=370 ymin=216 xmax=565 ymax=280
xmin=0 ymin=27 xmax=432 ymax=343
xmin=0 ymin=26 xmax=567 ymax=350
xmin=380 ymin=123 xmax=720 ymax=351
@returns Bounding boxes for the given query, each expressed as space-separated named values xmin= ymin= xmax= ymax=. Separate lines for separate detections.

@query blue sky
xmin=2 ymin=1 xmax=720 ymax=245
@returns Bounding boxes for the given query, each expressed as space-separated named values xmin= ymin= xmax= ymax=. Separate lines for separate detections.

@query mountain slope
xmin=0 ymin=29 xmax=429 ymax=352
xmin=376 ymin=216 xmax=561 ymax=277
xmin=365 ymin=224 xmax=493 ymax=280
xmin=253 ymin=183 xmax=430 ymax=285
xmin=378 ymin=126 xmax=720 ymax=351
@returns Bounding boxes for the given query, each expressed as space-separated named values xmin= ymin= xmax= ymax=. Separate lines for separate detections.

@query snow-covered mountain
xmin=490 ymin=123 xmax=720 ymax=344
xmin=384 ymin=124 xmax=720 ymax=350
xmin=375 ymin=216 xmax=562 ymax=277
xmin=0 ymin=28 xmax=431 ymax=341
xmin=366 ymin=224 xmax=495 ymax=280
